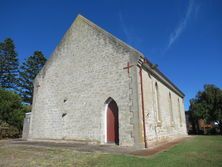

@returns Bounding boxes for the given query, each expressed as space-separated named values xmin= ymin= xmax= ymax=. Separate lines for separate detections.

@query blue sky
xmin=0 ymin=0 xmax=222 ymax=109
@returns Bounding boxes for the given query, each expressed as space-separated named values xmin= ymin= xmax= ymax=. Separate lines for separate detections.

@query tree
xmin=18 ymin=51 xmax=46 ymax=104
xmin=189 ymin=84 xmax=222 ymax=134
xmin=0 ymin=38 xmax=19 ymax=90
xmin=0 ymin=89 xmax=29 ymax=134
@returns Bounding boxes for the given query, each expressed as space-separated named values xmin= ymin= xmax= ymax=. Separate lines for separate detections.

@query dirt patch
xmin=7 ymin=139 xmax=134 ymax=154
xmin=131 ymin=137 xmax=192 ymax=156
xmin=1 ymin=137 xmax=191 ymax=157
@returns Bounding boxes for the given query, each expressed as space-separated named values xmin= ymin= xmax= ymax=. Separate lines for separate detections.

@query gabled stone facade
xmin=24 ymin=15 xmax=187 ymax=148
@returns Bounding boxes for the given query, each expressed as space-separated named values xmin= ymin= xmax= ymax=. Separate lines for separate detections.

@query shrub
xmin=0 ymin=89 xmax=30 ymax=138
xmin=0 ymin=121 xmax=20 ymax=139
xmin=206 ymin=128 xmax=217 ymax=135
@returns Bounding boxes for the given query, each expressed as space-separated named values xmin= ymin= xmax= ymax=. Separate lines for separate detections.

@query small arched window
xmin=155 ymin=82 xmax=161 ymax=124
xmin=169 ymin=92 xmax=174 ymax=126
xmin=178 ymin=98 xmax=182 ymax=126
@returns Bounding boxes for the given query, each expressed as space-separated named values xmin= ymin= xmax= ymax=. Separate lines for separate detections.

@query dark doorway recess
xmin=107 ymin=99 xmax=119 ymax=145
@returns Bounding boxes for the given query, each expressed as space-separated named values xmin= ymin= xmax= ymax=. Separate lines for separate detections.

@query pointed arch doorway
xmin=105 ymin=98 xmax=119 ymax=145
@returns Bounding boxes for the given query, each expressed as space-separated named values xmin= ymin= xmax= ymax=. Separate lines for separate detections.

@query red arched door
xmin=107 ymin=100 xmax=119 ymax=144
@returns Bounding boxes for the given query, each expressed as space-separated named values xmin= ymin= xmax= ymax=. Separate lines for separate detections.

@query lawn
xmin=0 ymin=136 xmax=221 ymax=167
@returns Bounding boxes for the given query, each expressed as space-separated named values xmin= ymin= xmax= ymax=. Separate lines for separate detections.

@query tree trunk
xmin=195 ymin=119 xmax=200 ymax=134
xmin=219 ymin=121 xmax=222 ymax=135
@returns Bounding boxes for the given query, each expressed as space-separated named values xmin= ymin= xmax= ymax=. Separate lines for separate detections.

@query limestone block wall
xmin=28 ymin=15 xmax=138 ymax=146
xmin=137 ymin=67 xmax=187 ymax=147
xmin=22 ymin=112 xmax=31 ymax=139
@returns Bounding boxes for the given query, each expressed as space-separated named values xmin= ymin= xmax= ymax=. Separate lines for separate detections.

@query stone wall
xmin=28 ymin=15 xmax=140 ymax=146
xmin=137 ymin=67 xmax=187 ymax=147
xmin=22 ymin=112 xmax=31 ymax=139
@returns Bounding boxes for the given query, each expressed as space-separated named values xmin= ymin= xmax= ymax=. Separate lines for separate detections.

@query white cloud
xmin=118 ymin=11 xmax=142 ymax=46
xmin=119 ymin=12 xmax=131 ymax=43
xmin=164 ymin=0 xmax=195 ymax=54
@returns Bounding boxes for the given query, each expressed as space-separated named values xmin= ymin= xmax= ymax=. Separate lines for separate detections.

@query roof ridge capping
xmin=75 ymin=14 xmax=185 ymax=98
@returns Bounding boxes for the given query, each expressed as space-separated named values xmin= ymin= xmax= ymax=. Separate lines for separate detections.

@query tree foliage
xmin=189 ymin=84 xmax=222 ymax=134
xmin=0 ymin=37 xmax=46 ymax=138
xmin=0 ymin=89 xmax=30 ymax=134
xmin=0 ymin=38 xmax=19 ymax=90
xmin=18 ymin=51 xmax=46 ymax=104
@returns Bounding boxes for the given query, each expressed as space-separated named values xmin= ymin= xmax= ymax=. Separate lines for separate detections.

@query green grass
xmin=0 ymin=136 xmax=221 ymax=167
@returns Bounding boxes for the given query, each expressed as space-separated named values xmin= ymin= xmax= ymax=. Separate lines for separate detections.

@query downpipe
xmin=139 ymin=66 xmax=148 ymax=148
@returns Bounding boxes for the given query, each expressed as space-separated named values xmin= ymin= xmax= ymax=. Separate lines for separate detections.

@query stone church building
xmin=23 ymin=15 xmax=187 ymax=148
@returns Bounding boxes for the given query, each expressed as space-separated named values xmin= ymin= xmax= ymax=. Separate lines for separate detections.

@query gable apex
xmin=74 ymin=14 xmax=145 ymax=57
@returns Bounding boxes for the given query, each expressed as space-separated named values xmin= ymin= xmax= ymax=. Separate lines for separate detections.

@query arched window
xmin=178 ymin=98 xmax=182 ymax=126
xmin=169 ymin=92 xmax=174 ymax=126
xmin=155 ymin=82 xmax=161 ymax=124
